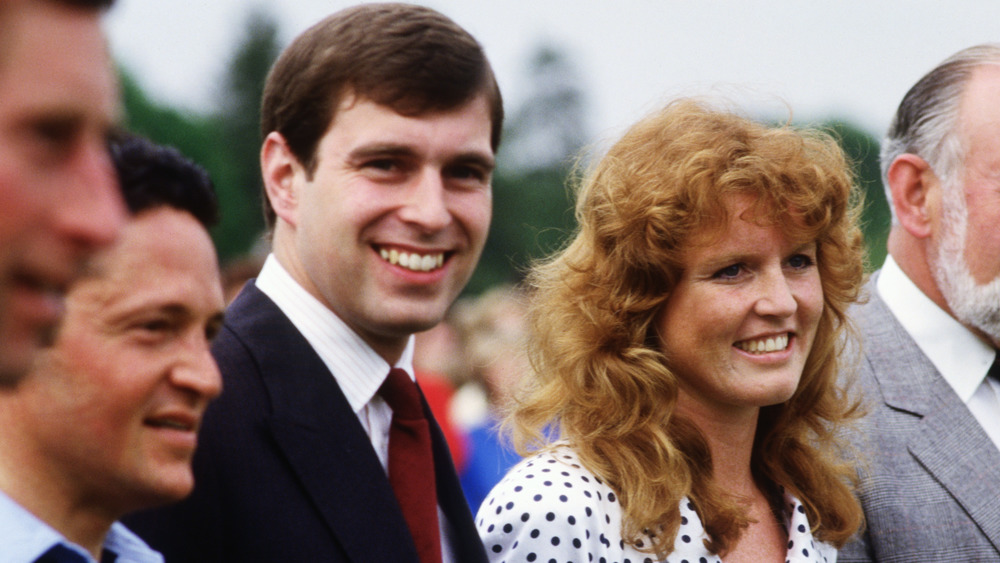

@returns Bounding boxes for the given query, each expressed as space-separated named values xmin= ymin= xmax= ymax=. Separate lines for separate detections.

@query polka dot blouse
xmin=477 ymin=446 xmax=836 ymax=563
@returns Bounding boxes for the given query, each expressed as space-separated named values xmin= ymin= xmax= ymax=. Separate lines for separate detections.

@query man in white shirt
xmin=840 ymin=44 xmax=1000 ymax=562
xmin=0 ymin=0 xmax=125 ymax=384
xmin=124 ymin=4 xmax=502 ymax=562
xmin=0 ymin=135 xmax=225 ymax=562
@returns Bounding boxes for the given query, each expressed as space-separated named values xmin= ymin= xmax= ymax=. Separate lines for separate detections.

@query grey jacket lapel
xmin=861 ymin=283 xmax=1000 ymax=550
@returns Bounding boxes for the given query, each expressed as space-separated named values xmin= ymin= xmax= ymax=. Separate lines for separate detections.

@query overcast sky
xmin=106 ymin=1 xmax=1000 ymax=145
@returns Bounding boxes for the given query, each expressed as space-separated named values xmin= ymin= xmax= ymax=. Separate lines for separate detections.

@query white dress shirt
xmin=877 ymin=255 xmax=1000 ymax=448
xmin=255 ymin=254 xmax=457 ymax=562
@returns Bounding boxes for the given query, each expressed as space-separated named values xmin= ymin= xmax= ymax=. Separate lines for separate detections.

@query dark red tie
xmin=380 ymin=368 xmax=443 ymax=563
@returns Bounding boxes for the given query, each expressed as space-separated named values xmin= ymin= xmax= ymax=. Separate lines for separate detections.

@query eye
xmin=139 ymin=318 xmax=173 ymax=333
xmin=24 ymin=118 xmax=80 ymax=165
xmin=363 ymin=158 xmax=398 ymax=172
xmin=713 ymin=263 xmax=744 ymax=280
xmin=787 ymin=253 xmax=815 ymax=270
xmin=205 ymin=316 xmax=224 ymax=341
xmin=447 ymin=164 xmax=487 ymax=182
xmin=128 ymin=317 xmax=178 ymax=345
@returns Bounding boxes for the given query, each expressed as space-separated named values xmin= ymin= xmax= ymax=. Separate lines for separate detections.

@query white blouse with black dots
xmin=476 ymin=446 xmax=836 ymax=563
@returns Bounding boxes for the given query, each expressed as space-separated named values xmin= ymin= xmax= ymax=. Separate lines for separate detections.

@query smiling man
xmin=0 ymin=135 xmax=223 ymax=563
xmin=0 ymin=0 xmax=126 ymax=384
xmin=124 ymin=4 xmax=502 ymax=563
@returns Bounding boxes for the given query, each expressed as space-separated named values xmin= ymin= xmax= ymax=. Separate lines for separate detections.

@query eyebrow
xmin=348 ymin=143 xmax=495 ymax=171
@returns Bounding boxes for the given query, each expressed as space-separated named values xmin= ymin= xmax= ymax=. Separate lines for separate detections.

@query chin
xmin=382 ymin=309 xmax=447 ymax=335
xmin=764 ymin=384 xmax=801 ymax=406
xmin=135 ymin=471 xmax=196 ymax=509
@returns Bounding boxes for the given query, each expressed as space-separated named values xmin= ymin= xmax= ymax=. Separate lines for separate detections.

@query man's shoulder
xmin=848 ymin=275 xmax=896 ymax=332
xmin=212 ymin=283 xmax=302 ymax=366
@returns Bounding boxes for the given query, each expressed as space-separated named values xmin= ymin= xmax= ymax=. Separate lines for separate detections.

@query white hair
xmin=881 ymin=44 xmax=1000 ymax=225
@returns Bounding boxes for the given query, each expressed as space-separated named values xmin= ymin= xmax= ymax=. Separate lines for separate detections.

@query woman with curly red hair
xmin=478 ymin=99 xmax=866 ymax=562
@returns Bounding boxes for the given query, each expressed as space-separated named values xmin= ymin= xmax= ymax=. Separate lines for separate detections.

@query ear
xmin=886 ymin=153 xmax=939 ymax=239
xmin=261 ymin=131 xmax=303 ymax=228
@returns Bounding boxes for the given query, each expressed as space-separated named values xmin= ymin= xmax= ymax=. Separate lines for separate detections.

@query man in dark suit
xmin=0 ymin=0 xmax=125 ymax=385
xmin=124 ymin=4 xmax=502 ymax=562
xmin=840 ymin=44 xmax=1000 ymax=562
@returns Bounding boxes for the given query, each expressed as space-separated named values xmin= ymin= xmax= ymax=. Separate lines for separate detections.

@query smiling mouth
xmin=377 ymin=246 xmax=446 ymax=272
xmin=734 ymin=333 xmax=790 ymax=354
xmin=145 ymin=418 xmax=196 ymax=432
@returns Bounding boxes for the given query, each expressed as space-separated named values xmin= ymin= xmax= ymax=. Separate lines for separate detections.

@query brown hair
xmin=260 ymin=2 xmax=503 ymax=228
xmin=511 ymin=99 xmax=865 ymax=557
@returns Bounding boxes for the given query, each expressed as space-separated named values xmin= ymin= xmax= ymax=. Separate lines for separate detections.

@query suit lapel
xmin=909 ymin=399 xmax=1000 ymax=551
xmin=228 ymin=285 xmax=419 ymax=562
xmin=860 ymin=282 xmax=1000 ymax=551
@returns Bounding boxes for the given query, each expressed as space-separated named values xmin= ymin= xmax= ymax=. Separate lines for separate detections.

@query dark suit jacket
xmin=124 ymin=283 xmax=488 ymax=563
xmin=839 ymin=274 xmax=1000 ymax=563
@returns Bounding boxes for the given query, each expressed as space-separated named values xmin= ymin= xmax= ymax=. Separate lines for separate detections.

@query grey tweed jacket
xmin=840 ymin=274 xmax=1000 ymax=562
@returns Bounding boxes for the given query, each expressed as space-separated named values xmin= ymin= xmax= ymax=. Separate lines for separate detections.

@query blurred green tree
xmin=824 ymin=120 xmax=890 ymax=270
xmin=120 ymin=70 xmax=239 ymax=253
xmin=120 ymin=7 xmax=280 ymax=262
xmin=466 ymin=43 xmax=588 ymax=294
xmin=212 ymin=7 xmax=281 ymax=260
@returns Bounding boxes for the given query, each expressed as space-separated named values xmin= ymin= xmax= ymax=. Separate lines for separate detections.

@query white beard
xmin=930 ymin=182 xmax=1000 ymax=342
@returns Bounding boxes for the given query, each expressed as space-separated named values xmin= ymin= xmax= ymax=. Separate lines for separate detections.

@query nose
xmin=753 ymin=268 xmax=798 ymax=318
xmin=171 ymin=339 xmax=223 ymax=401
xmin=397 ymin=170 xmax=451 ymax=232
xmin=56 ymin=140 xmax=127 ymax=252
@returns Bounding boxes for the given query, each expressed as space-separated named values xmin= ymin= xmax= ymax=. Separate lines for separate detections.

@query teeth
xmin=735 ymin=333 xmax=789 ymax=354
xmin=149 ymin=420 xmax=191 ymax=431
xmin=379 ymin=247 xmax=445 ymax=272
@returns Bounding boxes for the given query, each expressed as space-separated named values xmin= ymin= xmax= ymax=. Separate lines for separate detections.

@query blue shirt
xmin=0 ymin=490 xmax=163 ymax=563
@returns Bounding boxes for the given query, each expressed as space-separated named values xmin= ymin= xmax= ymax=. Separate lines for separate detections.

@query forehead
xmin=326 ymin=93 xmax=493 ymax=147
xmin=78 ymin=208 xmax=222 ymax=310
xmin=685 ymin=193 xmax=810 ymax=250
xmin=0 ymin=2 xmax=117 ymax=124
xmin=959 ymin=64 xmax=1000 ymax=151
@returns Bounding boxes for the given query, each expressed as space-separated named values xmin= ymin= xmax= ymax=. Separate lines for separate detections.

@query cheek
xmin=49 ymin=344 xmax=154 ymax=437
xmin=797 ymin=277 xmax=826 ymax=332
xmin=450 ymin=192 xmax=492 ymax=238
xmin=965 ymin=210 xmax=1000 ymax=283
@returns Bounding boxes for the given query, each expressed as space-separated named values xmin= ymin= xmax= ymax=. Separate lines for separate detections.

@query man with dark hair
xmin=0 ymin=135 xmax=225 ymax=563
xmin=840 ymin=44 xmax=1000 ymax=562
xmin=0 ymin=0 xmax=125 ymax=384
xmin=126 ymin=4 xmax=501 ymax=562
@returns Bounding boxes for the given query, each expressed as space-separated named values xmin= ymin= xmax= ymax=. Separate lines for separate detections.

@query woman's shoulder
xmin=479 ymin=446 xmax=619 ymax=516
xmin=476 ymin=445 xmax=635 ymax=562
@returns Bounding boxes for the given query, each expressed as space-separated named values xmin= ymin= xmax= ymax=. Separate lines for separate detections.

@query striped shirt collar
xmin=255 ymin=254 xmax=415 ymax=414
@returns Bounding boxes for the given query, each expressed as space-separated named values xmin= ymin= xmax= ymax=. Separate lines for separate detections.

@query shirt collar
xmin=877 ymin=255 xmax=996 ymax=402
xmin=255 ymin=254 xmax=415 ymax=413
xmin=0 ymin=489 xmax=163 ymax=563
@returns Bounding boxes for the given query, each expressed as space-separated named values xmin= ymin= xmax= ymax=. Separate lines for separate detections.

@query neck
xmin=889 ymin=227 xmax=951 ymax=316
xmin=676 ymin=395 xmax=759 ymax=495
xmin=270 ymin=229 xmax=408 ymax=365
xmin=0 ymin=395 xmax=113 ymax=560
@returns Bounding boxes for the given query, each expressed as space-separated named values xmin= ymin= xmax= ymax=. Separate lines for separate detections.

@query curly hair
xmin=509 ymin=99 xmax=866 ymax=557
